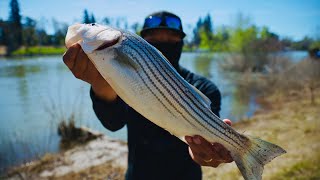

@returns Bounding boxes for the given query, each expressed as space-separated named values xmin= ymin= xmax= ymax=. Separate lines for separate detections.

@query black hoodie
xmin=90 ymin=65 xmax=221 ymax=180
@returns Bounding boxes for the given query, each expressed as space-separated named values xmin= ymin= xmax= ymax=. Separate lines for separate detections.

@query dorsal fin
xmin=190 ymin=85 xmax=211 ymax=107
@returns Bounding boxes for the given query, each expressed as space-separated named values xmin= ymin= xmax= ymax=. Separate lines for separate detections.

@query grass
xmin=56 ymin=163 xmax=126 ymax=180
xmin=11 ymin=46 xmax=66 ymax=56
xmin=271 ymin=153 xmax=320 ymax=180
xmin=3 ymin=153 xmax=57 ymax=179
xmin=202 ymin=90 xmax=320 ymax=180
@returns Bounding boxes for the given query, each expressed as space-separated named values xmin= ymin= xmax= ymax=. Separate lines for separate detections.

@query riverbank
xmin=4 ymin=136 xmax=128 ymax=180
xmin=4 ymin=90 xmax=320 ymax=180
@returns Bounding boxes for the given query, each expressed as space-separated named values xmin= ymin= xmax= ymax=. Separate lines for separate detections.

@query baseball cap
xmin=140 ymin=11 xmax=186 ymax=38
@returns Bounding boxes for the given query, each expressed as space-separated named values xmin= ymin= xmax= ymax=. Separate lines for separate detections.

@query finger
xmin=188 ymin=146 xmax=205 ymax=165
xmin=196 ymin=136 xmax=232 ymax=163
xmin=188 ymin=137 xmax=231 ymax=167
xmin=188 ymin=138 xmax=209 ymax=161
xmin=185 ymin=136 xmax=193 ymax=144
xmin=82 ymin=59 xmax=100 ymax=84
xmin=223 ymin=119 xmax=232 ymax=126
xmin=188 ymin=146 xmax=219 ymax=167
xmin=189 ymin=136 xmax=219 ymax=163
xmin=192 ymin=135 xmax=211 ymax=147
xmin=212 ymin=143 xmax=233 ymax=163
xmin=63 ymin=44 xmax=81 ymax=70
xmin=188 ymin=142 xmax=208 ymax=160
xmin=72 ymin=48 xmax=89 ymax=79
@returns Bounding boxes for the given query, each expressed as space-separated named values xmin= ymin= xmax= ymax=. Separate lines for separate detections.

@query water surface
xmin=0 ymin=51 xmax=307 ymax=172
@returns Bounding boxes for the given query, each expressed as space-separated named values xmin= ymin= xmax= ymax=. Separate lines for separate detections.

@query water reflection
xmin=191 ymin=52 xmax=256 ymax=120
xmin=217 ymin=59 xmax=261 ymax=120
xmin=0 ymin=64 xmax=42 ymax=77
xmin=18 ymin=78 xmax=28 ymax=107
xmin=231 ymin=85 xmax=257 ymax=119
xmin=194 ymin=53 xmax=213 ymax=77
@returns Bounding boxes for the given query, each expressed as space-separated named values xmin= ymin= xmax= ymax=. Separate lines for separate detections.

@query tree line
xmin=0 ymin=0 xmax=69 ymax=55
xmin=0 ymin=0 xmax=319 ymax=56
xmin=186 ymin=13 xmax=320 ymax=53
xmin=0 ymin=0 xmax=140 ymax=55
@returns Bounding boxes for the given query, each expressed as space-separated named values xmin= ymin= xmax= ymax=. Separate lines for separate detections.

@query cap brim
xmin=140 ymin=27 xmax=186 ymax=39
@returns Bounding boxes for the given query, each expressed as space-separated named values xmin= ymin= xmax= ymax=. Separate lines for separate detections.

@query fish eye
xmin=91 ymin=23 xmax=96 ymax=26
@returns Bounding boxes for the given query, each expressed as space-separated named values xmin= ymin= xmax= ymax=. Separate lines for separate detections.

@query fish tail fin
xmin=232 ymin=136 xmax=286 ymax=180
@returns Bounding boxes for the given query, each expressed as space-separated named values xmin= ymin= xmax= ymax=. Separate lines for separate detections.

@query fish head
xmin=65 ymin=23 xmax=122 ymax=54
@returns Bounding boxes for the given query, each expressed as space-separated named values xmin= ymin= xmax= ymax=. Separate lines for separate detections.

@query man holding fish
xmin=63 ymin=11 xmax=236 ymax=180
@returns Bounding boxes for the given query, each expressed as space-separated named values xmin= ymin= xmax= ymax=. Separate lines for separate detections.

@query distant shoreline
xmin=0 ymin=43 xmax=309 ymax=58
xmin=2 ymin=46 xmax=66 ymax=57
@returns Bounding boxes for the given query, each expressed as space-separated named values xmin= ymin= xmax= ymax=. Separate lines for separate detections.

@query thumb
xmin=223 ymin=119 xmax=232 ymax=126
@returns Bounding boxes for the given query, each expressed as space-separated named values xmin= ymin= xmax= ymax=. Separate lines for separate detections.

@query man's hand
xmin=185 ymin=119 xmax=233 ymax=167
xmin=62 ymin=43 xmax=117 ymax=101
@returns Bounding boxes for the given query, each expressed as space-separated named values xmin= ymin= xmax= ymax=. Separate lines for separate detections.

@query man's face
xmin=143 ymin=29 xmax=182 ymax=43
xmin=142 ymin=29 xmax=184 ymax=68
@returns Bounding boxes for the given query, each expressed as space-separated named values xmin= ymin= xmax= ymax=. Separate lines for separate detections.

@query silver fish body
xmin=65 ymin=23 xmax=286 ymax=180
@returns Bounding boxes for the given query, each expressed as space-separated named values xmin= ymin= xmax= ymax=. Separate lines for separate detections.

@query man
xmin=63 ymin=11 xmax=233 ymax=180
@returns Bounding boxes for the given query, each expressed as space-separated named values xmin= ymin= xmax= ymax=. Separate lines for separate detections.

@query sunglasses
xmin=144 ymin=16 xmax=182 ymax=30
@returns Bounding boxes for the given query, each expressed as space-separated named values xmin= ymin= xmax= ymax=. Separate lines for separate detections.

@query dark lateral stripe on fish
xmin=130 ymin=33 xmax=257 ymax=157
xmin=126 ymin=35 xmax=242 ymax=149
xmin=128 ymin=35 xmax=245 ymax=149
xmin=125 ymin=44 xmax=202 ymax=131
xmin=125 ymin=39 xmax=204 ymax=125
xmin=126 ymin=52 xmax=177 ymax=120
xmin=128 ymin=35 xmax=222 ymax=123
xmin=125 ymin=38 xmax=235 ymax=146
xmin=125 ymin=40 xmax=205 ymax=124
xmin=126 ymin=43 xmax=201 ymax=130
xmin=126 ymin=37 xmax=233 ymax=140
xmin=127 ymin=35 xmax=245 ymax=149
xmin=143 ymin=43 xmax=245 ymax=149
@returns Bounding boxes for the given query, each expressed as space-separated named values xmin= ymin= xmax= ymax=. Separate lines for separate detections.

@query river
xmin=0 ymin=51 xmax=307 ymax=172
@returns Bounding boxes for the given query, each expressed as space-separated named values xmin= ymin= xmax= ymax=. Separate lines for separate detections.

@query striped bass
xmin=65 ymin=23 xmax=286 ymax=180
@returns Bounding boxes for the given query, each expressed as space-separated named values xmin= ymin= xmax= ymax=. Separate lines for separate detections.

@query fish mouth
xmin=95 ymin=36 xmax=120 ymax=51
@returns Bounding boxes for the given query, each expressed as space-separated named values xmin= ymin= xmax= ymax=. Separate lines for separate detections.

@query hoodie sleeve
xmin=90 ymin=88 xmax=129 ymax=131
xmin=205 ymin=85 xmax=221 ymax=118
xmin=193 ymin=76 xmax=221 ymax=118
